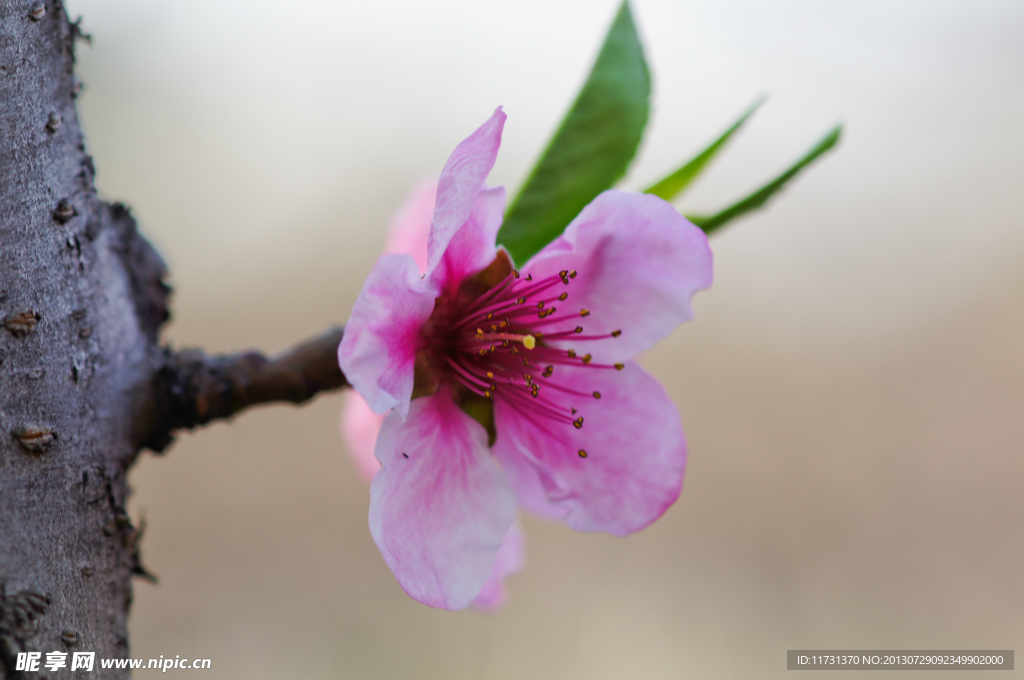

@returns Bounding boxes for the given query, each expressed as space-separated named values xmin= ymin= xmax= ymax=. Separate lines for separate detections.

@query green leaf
xmin=644 ymin=96 xmax=765 ymax=201
xmin=498 ymin=1 xmax=650 ymax=265
xmin=687 ymin=124 xmax=843 ymax=235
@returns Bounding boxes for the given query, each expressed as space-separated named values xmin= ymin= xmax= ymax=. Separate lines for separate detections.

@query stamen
xmin=593 ymin=391 xmax=601 ymax=399
xmin=558 ymin=292 xmax=568 ymax=301
xmin=578 ymin=449 xmax=588 ymax=458
xmin=611 ymin=329 xmax=622 ymax=337
xmin=580 ymin=309 xmax=590 ymax=317
xmin=614 ymin=363 xmax=624 ymax=370
xmin=573 ymin=417 xmax=584 ymax=429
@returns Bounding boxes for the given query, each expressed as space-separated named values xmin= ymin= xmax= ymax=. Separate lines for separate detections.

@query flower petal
xmin=369 ymin=388 xmax=518 ymax=610
xmin=427 ymin=108 xmax=506 ymax=275
xmin=384 ymin=179 xmax=436 ymax=274
xmin=340 ymin=391 xmax=385 ymax=482
xmin=492 ymin=361 xmax=685 ymax=536
xmin=429 ymin=185 xmax=505 ymax=295
xmin=522 ymin=190 xmax=712 ymax=362
xmin=470 ymin=520 xmax=527 ymax=611
xmin=338 ymin=254 xmax=435 ymax=419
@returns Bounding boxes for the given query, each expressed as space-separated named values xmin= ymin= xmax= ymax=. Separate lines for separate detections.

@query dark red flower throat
xmin=414 ymin=251 xmax=623 ymax=455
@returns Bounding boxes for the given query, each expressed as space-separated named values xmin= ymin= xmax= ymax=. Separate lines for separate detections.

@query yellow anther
xmin=569 ymin=270 xmax=577 ymax=279
xmin=479 ymin=349 xmax=488 ymax=355
xmin=611 ymin=329 xmax=622 ymax=337
xmin=523 ymin=374 xmax=532 ymax=381
xmin=486 ymin=312 xmax=494 ymax=320
xmin=592 ymin=391 xmax=602 ymax=399
xmin=476 ymin=328 xmax=484 ymax=336
xmin=537 ymin=301 xmax=545 ymax=309
xmin=499 ymin=320 xmax=508 ymax=328
xmin=573 ymin=417 xmax=584 ymax=429
xmin=486 ymin=372 xmax=494 ymax=379
xmin=578 ymin=449 xmax=588 ymax=458
xmin=558 ymin=292 xmax=568 ymax=301
xmin=580 ymin=309 xmax=590 ymax=317
xmin=582 ymin=354 xmax=592 ymax=364
xmin=490 ymin=324 xmax=498 ymax=331
xmin=526 ymin=274 xmax=533 ymax=281
xmin=614 ymin=363 xmax=624 ymax=370
xmin=522 ymin=335 xmax=536 ymax=350
xmin=484 ymin=391 xmax=492 ymax=398
xmin=559 ymin=270 xmax=570 ymax=284
xmin=516 ymin=297 xmax=526 ymax=304
xmin=567 ymin=349 xmax=577 ymax=358
xmin=574 ymin=326 xmax=583 ymax=334
xmin=513 ymin=269 xmax=520 ymax=278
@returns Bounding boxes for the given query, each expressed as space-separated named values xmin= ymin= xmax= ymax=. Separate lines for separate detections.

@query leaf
xmin=644 ymin=96 xmax=765 ymax=201
xmin=687 ymin=124 xmax=843 ymax=235
xmin=498 ymin=1 xmax=650 ymax=265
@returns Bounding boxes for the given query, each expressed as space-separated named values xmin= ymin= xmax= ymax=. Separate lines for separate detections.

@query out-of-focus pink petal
xmin=340 ymin=391 xmax=385 ymax=482
xmin=369 ymin=388 xmax=518 ymax=610
xmin=427 ymin=108 xmax=506 ymax=275
xmin=470 ymin=520 xmax=527 ymax=611
xmin=492 ymin=436 xmax=569 ymax=522
xmin=338 ymin=254 xmax=435 ymax=420
xmin=493 ymin=361 xmax=685 ymax=536
xmin=384 ymin=179 xmax=436 ymax=274
xmin=429 ymin=186 xmax=505 ymax=296
xmin=522 ymin=190 xmax=712 ymax=363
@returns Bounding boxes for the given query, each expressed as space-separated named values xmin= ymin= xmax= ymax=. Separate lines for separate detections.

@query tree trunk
xmin=1 ymin=4 xmax=345 ymax=677
xmin=0 ymin=2 xmax=167 ymax=677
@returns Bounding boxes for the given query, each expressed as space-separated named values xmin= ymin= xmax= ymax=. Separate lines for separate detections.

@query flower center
xmin=419 ymin=252 xmax=623 ymax=456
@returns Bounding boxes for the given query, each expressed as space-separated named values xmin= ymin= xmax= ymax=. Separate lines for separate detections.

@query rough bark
xmin=0 ymin=3 xmax=347 ymax=678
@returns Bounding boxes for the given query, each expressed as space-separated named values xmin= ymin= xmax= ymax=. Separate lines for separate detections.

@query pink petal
xmin=492 ymin=362 xmax=686 ymax=536
xmin=521 ymin=190 xmax=713 ymax=363
xmin=384 ymin=179 xmax=436 ymax=274
xmin=369 ymin=388 xmax=518 ymax=610
xmin=429 ymin=185 xmax=505 ymax=296
xmin=340 ymin=391 xmax=385 ymax=482
xmin=338 ymin=254 xmax=436 ymax=419
xmin=470 ymin=520 xmax=527 ymax=611
xmin=427 ymin=108 xmax=506 ymax=276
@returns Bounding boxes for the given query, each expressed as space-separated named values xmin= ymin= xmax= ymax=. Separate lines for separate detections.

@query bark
xmin=0 ymin=4 xmax=346 ymax=678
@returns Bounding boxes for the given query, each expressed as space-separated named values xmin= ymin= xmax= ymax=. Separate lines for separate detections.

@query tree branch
xmin=141 ymin=327 xmax=349 ymax=451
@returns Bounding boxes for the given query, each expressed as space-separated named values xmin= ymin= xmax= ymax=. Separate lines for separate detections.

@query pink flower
xmin=340 ymin=179 xmax=525 ymax=611
xmin=339 ymin=108 xmax=712 ymax=610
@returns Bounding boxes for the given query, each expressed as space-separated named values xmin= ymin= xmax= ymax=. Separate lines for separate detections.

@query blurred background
xmin=66 ymin=0 xmax=1023 ymax=677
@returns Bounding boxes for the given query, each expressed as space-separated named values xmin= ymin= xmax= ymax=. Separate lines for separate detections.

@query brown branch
xmin=141 ymin=327 xmax=349 ymax=452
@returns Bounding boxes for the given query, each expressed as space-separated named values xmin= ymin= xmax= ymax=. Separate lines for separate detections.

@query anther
xmin=578 ymin=449 xmax=588 ymax=458
xmin=513 ymin=269 xmax=520 ymax=278
xmin=523 ymin=374 xmax=532 ymax=381
xmin=611 ymin=329 xmax=622 ymax=337
xmin=486 ymin=312 xmax=494 ymax=320
xmin=614 ymin=363 xmax=624 ymax=370
xmin=526 ymin=274 xmax=533 ymax=281
xmin=582 ymin=354 xmax=592 ymax=364
xmin=573 ymin=417 xmax=584 ymax=429
xmin=567 ymin=349 xmax=576 ymax=358
xmin=559 ymin=270 xmax=570 ymax=284
xmin=571 ymin=408 xmax=577 ymax=414
xmin=516 ymin=297 xmax=526 ymax=304
xmin=476 ymin=328 xmax=484 ymax=337
xmin=569 ymin=270 xmax=578 ymax=279
xmin=542 ymin=366 xmax=553 ymax=377
xmin=484 ymin=391 xmax=492 ymax=398
xmin=593 ymin=391 xmax=602 ymax=399
xmin=574 ymin=326 xmax=583 ymax=334
xmin=580 ymin=309 xmax=590 ymax=317
xmin=537 ymin=301 xmax=544 ymax=309
xmin=486 ymin=372 xmax=494 ymax=379
xmin=558 ymin=292 xmax=568 ymax=301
